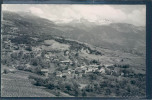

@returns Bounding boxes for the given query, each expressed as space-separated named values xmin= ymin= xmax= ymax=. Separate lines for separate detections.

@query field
xmin=1 ymin=66 xmax=56 ymax=97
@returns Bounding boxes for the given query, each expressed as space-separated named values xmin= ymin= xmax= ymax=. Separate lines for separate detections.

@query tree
xmin=41 ymin=50 xmax=47 ymax=58
xmin=74 ymin=88 xmax=79 ymax=96
xmin=82 ymin=90 xmax=87 ymax=97
xmin=85 ymin=84 xmax=94 ymax=92
xmin=3 ymin=69 xmax=10 ymax=74
xmin=18 ymin=51 xmax=23 ymax=58
xmin=11 ymin=52 xmax=18 ymax=59
xmin=89 ymin=73 xmax=97 ymax=80
xmin=56 ymin=91 xmax=61 ymax=97
xmin=17 ymin=65 xmax=26 ymax=70
xmin=25 ymin=45 xmax=32 ymax=51
xmin=98 ymin=66 xmax=102 ymax=70
xmin=75 ymin=53 xmax=79 ymax=57
xmin=105 ymin=88 xmax=111 ymax=95
xmin=30 ymin=58 xmax=39 ymax=66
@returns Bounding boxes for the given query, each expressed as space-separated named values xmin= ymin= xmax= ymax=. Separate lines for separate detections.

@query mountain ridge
xmin=2 ymin=11 xmax=145 ymax=56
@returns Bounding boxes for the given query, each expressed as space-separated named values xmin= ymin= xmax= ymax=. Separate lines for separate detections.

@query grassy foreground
xmin=1 ymin=69 xmax=56 ymax=97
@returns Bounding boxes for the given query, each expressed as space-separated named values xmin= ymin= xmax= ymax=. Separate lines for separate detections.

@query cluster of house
xmin=40 ymin=57 xmax=125 ymax=79
xmin=3 ymin=37 xmax=125 ymax=79
xmin=40 ymin=59 xmax=129 ymax=79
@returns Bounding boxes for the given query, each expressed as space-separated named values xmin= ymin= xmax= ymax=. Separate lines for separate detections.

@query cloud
xmin=29 ymin=7 xmax=44 ymax=15
xmin=127 ymin=8 xmax=146 ymax=26
xmin=2 ymin=4 xmax=146 ymax=26
xmin=36 ymin=5 xmax=128 ymax=23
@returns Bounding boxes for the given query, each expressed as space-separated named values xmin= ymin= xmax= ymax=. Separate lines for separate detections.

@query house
xmin=41 ymin=69 xmax=49 ymax=77
xmin=80 ymin=66 xmax=87 ymax=73
xmin=20 ymin=44 xmax=26 ymax=48
xmin=13 ymin=45 xmax=19 ymax=50
xmin=71 ymin=70 xmax=75 ymax=74
xmin=53 ymin=58 xmax=59 ymax=62
xmin=81 ymin=48 xmax=90 ymax=54
xmin=62 ymin=70 xmax=71 ymax=78
xmin=86 ymin=67 xmax=93 ymax=72
xmin=107 ymin=66 xmax=114 ymax=70
xmin=75 ymin=67 xmax=83 ymax=74
xmin=114 ymin=67 xmax=120 ymax=73
xmin=99 ymin=67 xmax=106 ymax=74
xmin=104 ymin=64 xmax=114 ymax=67
xmin=64 ymin=50 xmax=70 ymax=56
xmin=56 ymin=71 xmax=62 ymax=77
xmin=80 ymin=66 xmax=85 ymax=68
xmin=74 ymin=74 xmax=78 ymax=79
xmin=60 ymin=60 xmax=72 ymax=65
xmin=78 ymin=73 xmax=83 ymax=77
xmin=90 ymin=65 xmax=98 ymax=68
xmin=121 ymin=72 xmax=124 ymax=76
xmin=62 ymin=70 xmax=69 ymax=74
xmin=10 ymin=27 xmax=19 ymax=33
xmin=25 ymin=64 xmax=31 ymax=68
xmin=82 ymin=69 xmax=87 ymax=74
xmin=45 ymin=54 xmax=50 ymax=59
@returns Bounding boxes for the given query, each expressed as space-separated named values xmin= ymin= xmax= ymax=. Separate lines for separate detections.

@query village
xmin=40 ymin=50 xmax=125 ymax=79
xmin=2 ymin=34 xmax=128 ymax=80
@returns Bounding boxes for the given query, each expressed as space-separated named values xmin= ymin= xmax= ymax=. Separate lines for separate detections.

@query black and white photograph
xmin=1 ymin=4 xmax=146 ymax=97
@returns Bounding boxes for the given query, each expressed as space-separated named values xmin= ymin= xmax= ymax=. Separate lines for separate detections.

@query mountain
xmin=2 ymin=11 xmax=145 ymax=56
xmin=54 ymin=18 xmax=145 ymax=56
xmin=2 ymin=11 xmax=63 ymax=36
xmin=1 ymin=11 xmax=146 ymax=97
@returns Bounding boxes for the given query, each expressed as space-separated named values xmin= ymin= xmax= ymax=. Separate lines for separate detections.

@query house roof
xmin=62 ymin=70 xmax=69 ymax=73
xmin=41 ymin=69 xmax=49 ymax=72
xmin=60 ymin=60 xmax=71 ymax=63
xmin=56 ymin=71 xmax=62 ymax=75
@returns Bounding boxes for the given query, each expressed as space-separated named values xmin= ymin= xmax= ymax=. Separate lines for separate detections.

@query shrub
xmin=88 ymin=73 xmax=98 ymax=80
xmin=11 ymin=52 xmax=18 ymax=59
xmin=28 ymin=75 xmax=47 ymax=86
xmin=55 ymin=90 xmax=61 ymax=96
xmin=3 ymin=69 xmax=10 ymax=74
xmin=17 ymin=65 xmax=26 ymax=70
xmin=114 ymin=64 xmax=130 ymax=68
xmin=30 ymin=58 xmax=39 ymax=66
xmin=10 ymin=35 xmax=35 ymax=44
xmin=25 ymin=46 xmax=32 ymax=51
xmin=47 ymin=83 xmax=55 ymax=89
xmin=82 ymin=90 xmax=87 ymax=97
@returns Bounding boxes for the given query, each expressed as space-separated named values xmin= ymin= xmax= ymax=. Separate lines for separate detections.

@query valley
xmin=1 ymin=11 xmax=146 ymax=97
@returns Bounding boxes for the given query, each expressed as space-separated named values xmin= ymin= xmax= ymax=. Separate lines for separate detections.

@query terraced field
xmin=1 ymin=70 xmax=56 ymax=97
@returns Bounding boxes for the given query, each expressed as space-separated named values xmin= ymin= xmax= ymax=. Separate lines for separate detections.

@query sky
xmin=2 ymin=4 xmax=146 ymax=26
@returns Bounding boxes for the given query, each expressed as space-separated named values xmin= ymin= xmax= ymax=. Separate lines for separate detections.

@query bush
xmin=29 ymin=75 xmax=48 ymax=86
xmin=11 ymin=52 xmax=18 ymax=59
xmin=90 ymin=60 xmax=100 ymax=65
xmin=82 ymin=90 xmax=87 ymax=97
xmin=88 ymin=73 xmax=98 ymax=80
xmin=10 ymin=35 xmax=35 ymax=44
xmin=30 ymin=58 xmax=39 ymax=66
xmin=47 ymin=82 xmax=55 ymax=89
xmin=54 ymin=90 xmax=61 ymax=96
xmin=3 ymin=69 xmax=10 ymax=74
xmin=114 ymin=64 xmax=130 ymax=68
xmin=17 ymin=65 xmax=26 ymax=70
xmin=25 ymin=46 xmax=32 ymax=51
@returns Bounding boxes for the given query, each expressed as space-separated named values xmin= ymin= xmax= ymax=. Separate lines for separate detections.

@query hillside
xmin=1 ymin=11 xmax=146 ymax=97
xmin=1 ymin=65 xmax=56 ymax=97
xmin=2 ymin=11 xmax=145 ymax=56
